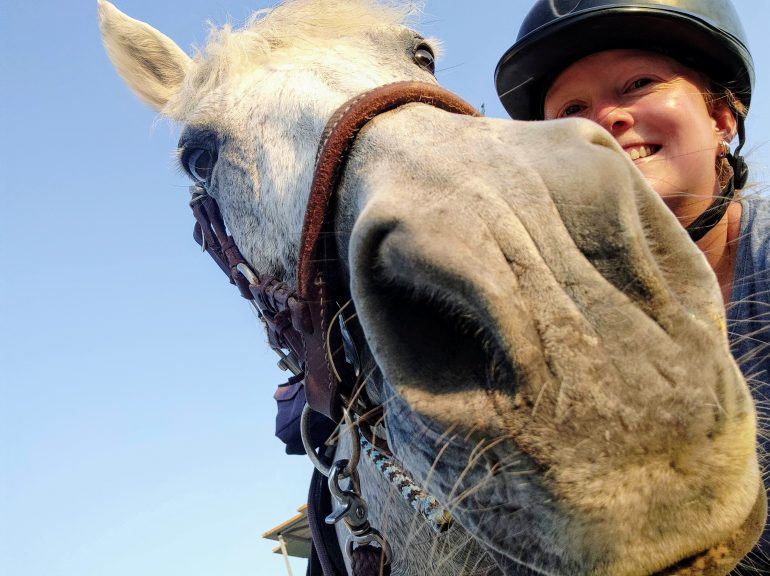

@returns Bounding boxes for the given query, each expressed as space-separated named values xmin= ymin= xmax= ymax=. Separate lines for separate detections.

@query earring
xmin=718 ymin=141 xmax=730 ymax=159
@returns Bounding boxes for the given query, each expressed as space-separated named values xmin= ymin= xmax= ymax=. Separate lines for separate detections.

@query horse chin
xmin=652 ymin=485 xmax=767 ymax=576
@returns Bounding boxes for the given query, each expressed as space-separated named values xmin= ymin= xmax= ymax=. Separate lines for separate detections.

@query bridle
xmin=192 ymin=80 xmax=479 ymax=422
xmin=189 ymin=80 xmax=480 ymax=575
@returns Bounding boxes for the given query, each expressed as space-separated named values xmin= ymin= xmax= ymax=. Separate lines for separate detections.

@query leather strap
xmin=298 ymin=81 xmax=481 ymax=294
xmin=298 ymin=81 xmax=480 ymax=419
xmin=685 ymin=173 xmax=736 ymax=243
xmin=684 ymin=118 xmax=749 ymax=243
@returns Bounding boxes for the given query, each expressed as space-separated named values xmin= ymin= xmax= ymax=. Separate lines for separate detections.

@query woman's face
xmin=544 ymin=50 xmax=734 ymax=216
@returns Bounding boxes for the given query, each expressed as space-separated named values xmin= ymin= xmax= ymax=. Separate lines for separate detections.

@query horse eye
xmin=413 ymin=44 xmax=435 ymax=74
xmin=185 ymin=148 xmax=216 ymax=183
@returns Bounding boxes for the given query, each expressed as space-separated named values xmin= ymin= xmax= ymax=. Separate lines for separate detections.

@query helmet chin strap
xmin=685 ymin=118 xmax=749 ymax=243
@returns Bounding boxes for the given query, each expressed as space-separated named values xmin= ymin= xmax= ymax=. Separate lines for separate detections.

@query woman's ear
xmin=711 ymin=100 xmax=738 ymax=144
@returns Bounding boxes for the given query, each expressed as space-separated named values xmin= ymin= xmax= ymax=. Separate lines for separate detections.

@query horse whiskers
xmin=735 ymin=550 xmax=770 ymax=575
xmin=441 ymin=435 xmax=518 ymax=519
xmin=445 ymin=464 xmax=536 ymax=512
xmin=448 ymin=478 xmax=502 ymax=511
xmin=465 ymin=496 xmax=564 ymax=576
xmin=424 ymin=432 xmax=456 ymax=494
xmin=462 ymin=425 xmax=485 ymax=452
xmin=434 ymin=422 xmax=460 ymax=448
xmin=427 ymin=532 xmax=493 ymax=576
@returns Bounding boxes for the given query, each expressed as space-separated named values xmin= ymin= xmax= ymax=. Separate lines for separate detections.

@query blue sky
xmin=3 ymin=1 xmax=770 ymax=575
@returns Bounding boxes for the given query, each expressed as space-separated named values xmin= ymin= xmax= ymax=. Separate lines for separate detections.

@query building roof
xmin=262 ymin=504 xmax=312 ymax=559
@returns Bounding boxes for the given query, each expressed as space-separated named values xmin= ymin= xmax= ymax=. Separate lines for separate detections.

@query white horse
xmin=98 ymin=1 xmax=766 ymax=574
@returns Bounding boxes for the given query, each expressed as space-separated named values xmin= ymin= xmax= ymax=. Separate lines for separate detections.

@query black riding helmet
xmin=495 ymin=0 xmax=754 ymax=242
xmin=495 ymin=0 xmax=753 ymax=121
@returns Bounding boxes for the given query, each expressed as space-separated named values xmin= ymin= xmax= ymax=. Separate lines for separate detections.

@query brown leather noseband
xmin=190 ymin=80 xmax=479 ymax=422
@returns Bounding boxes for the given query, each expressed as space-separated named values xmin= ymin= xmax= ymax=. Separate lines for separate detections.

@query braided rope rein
xmin=360 ymin=435 xmax=453 ymax=533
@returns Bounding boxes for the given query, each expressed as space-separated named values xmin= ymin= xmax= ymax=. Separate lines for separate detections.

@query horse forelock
xmin=164 ymin=0 xmax=420 ymax=119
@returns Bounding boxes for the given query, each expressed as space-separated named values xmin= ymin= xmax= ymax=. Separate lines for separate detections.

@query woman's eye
xmin=629 ymin=78 xmax=653 ymax=91
xmin=562 ymin=103 xmax=584 ymax=117
xmin=185 ymin=148 xmax=216 ymax=183
xmin=413 ymin=44 xmax=435 ymax=74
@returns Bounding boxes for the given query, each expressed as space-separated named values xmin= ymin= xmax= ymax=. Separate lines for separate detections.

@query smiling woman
xmin=543 ymin=50 xmax=737 ymax=224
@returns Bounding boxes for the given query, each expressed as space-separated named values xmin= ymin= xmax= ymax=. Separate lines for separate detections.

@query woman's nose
xmin=593 ymin=102 xmax=634 ymax=135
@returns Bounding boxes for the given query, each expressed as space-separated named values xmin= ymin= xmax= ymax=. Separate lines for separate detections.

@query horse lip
xmin=651 ymin=485 xmax=767 ymax=576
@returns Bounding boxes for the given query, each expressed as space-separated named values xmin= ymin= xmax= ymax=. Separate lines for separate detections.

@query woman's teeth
xmin=626 ymin=145 xmax=657 ymax=160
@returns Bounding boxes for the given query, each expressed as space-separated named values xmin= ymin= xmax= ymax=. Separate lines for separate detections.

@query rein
xmin=189 ymin=80 xmax=479 ymax=575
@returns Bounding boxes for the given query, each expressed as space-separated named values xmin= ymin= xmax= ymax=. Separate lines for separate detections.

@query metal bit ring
xmin=301 ymin=403 xmax=331 ymax=476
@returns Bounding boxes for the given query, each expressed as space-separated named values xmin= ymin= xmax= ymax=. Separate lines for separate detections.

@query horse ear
xmin=98 ymin=0 xmax=192 ymax=111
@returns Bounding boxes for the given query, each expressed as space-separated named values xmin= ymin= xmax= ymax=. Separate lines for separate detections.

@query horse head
xmin=98 ymin=1 xmax=766 ymax=574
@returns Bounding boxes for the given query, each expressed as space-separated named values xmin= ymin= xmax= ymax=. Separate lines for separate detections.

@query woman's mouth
xmin=624 ymin=144 xmax=661 ymax=162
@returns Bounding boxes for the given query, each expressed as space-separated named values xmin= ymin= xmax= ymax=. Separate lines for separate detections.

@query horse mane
xmin=171 ymin=0 xmax=416 ymax=115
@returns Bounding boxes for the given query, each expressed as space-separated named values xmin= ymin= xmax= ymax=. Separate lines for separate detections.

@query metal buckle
xmin=327 ymin=459 xmax=392 ymax=566
xmin=236 ymin=262 xmax=303 ymax=376
xmin=325 ymin=459 xmax=367 ymax=529
xmin=275 ymin=348 xmax=302 ymax=376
